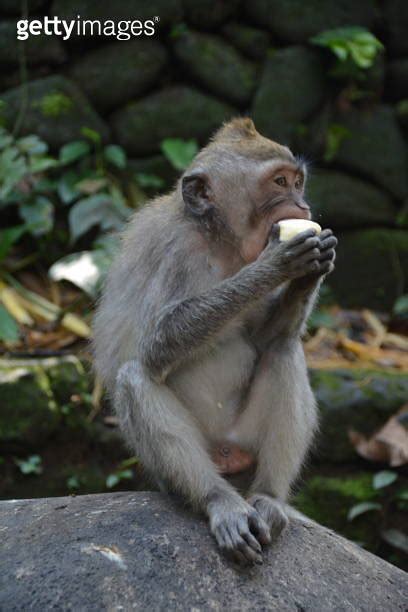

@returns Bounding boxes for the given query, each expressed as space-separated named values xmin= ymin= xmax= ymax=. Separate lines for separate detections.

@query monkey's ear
xmin=182 ymin=173 xmax=213 ymax=217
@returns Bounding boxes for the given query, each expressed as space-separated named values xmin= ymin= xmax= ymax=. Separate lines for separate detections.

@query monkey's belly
xmin=170 ymin=333 xmax=257 ymax=441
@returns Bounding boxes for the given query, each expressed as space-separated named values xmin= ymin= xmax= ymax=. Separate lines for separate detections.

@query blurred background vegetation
xmin=0 ymin=0 xmax=407 ymax=570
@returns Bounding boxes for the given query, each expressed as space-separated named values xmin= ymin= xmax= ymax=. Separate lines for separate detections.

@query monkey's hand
xmin=207 ymin=493 xmax=271 ymax=565
xmin=247 ymin=494 xmax=289 ymax=540
xmin=258 ymin=227 xmax=321 ymax=285
xmin=289 ymin=228 xmax=337 ymax=292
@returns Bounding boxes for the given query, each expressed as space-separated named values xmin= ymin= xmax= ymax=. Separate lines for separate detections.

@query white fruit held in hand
xmin=277 ymin=219 xmax=322 ymax=242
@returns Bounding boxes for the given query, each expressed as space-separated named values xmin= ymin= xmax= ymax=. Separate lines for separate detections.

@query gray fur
xmin=93 ymin=119 xmax=337 ymax=564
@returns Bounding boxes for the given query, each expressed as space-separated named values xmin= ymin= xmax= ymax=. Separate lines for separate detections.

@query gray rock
xmin=387 ymin=58 xmax=408 ymax=101
xmin=310 ymin=368 xmax=408 ymax=462
xmin=0 ymin=491 xmax=406 ymax=611
xmin=253 ymin=46 xmax=325 ymax=145
xmin=0 ymin=21 xmax=66 ymax=67
xmin=51 ymin=0 xmax=183 ymax=32
xmin=222 ymin=22 xmax=270 ymax=60
xmin=307 ymin=170 xmax=396 ymax=229
xmin=245 ymin=0 xmax=376 ymax=43
xmin=0 ymin=0 xmax=45 ymax=13
xmin=70 ymin=40 xmax=167 ymax=113
xmin=0 ymin=75 xmax=110 ymax=150
xmin=384 ymin=0 xmax=408 ymax=56
xmin=182 ymin=0 xmax=240 ymax=29
xmin=332 ymin=106 xmax=408 ymax=200
xmin=173 ymin=31 xmax=257 ymax=106
xmin=330 ymin=228 xmax=408 ymax=310
xmin=0 ymin=356 xmax=88 ymax=448
xmin=112 ymin=86 xmax=235 ymax=156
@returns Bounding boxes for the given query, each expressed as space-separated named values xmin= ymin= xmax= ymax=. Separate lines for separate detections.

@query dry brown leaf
xmin=349 ymin=406 xmax=408 ymax=466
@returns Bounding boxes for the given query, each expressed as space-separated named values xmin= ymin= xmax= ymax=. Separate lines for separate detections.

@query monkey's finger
xmin=319 ymin=235 xmax=338 ymax=251
xmin=319 ymin=228 xmax=333 ymax=240
xmin=319 ymin=260 xmax=335 ymax=275
xmin=226 ymin=524 xmax=263 ymax=565
xmin=318 ymin=248 xmax=336 ymax=262
xmin=237 ymin=516 xmax=262 ymax=553
xmin=248 ymin=510 xmax=271 ymax=546
xmin=287 ymin=228 xmax=318 ymax=246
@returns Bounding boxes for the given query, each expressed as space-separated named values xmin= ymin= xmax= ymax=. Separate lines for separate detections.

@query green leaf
xmin=393 ymin=295 xmax=408 ymax=316
xmin=103 ymin=145 xmax=127 ymax=169
xmin=119 ymin=456 xmax=139 ymax=469
xmin=135 ymin=172 xmax=165 ymax=190
xmin=67 ymin=475 xmax=80 ymax=490
xmin=14 ymin=455 xmax=42 ymax=475
xmin=49 ymin=249 xmax=112 ymax=297
xmin=29 ymin=156 xmax=58 ymax=173
xmin=80 ymin=126 xmax=101 ymax=145
xmin=347 ymin=501 xmax=381 ymax=521
xmin=372 ymin=471 xmax=398 ymax=490
xmin=59 ymin=141 xmax=90 ymax=165
xmin=68 ymin=193 xmax=127 ymax=243
xmin=57 ymin=171 xmax=81 ymax=204
xmin=310 ymin=26 xmax=383 ymax=70
xmin=16 ymin=134 xmax=48 ymax=155
xmin=381 ymin=529 xmax=408 ymax=554
xmin=0 ymin=225 xmax=26 ymax=261
xmin=0 ymin=304 xmax=19 ymax=342
xmin=20 ymin=196 xmax=54 ymax=236
xmin=161 ymin=138 xmax=198 ymax=170
xmin=106 ymin=474 xmax=120 ymax=489
xmin=0 ymin=146 xmax=27 ymax=198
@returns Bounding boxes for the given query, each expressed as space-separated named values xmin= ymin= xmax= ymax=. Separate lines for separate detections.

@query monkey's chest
xmin=169 ymin=332 xmax=257 ymax=440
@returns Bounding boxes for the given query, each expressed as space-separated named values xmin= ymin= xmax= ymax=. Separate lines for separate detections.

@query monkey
xmin=93 ymin=118 xmax=337 ymax=565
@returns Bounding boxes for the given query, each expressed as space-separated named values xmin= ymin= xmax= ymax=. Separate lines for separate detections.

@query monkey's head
xmin=181 ymin=118 xmax=311 ymax=263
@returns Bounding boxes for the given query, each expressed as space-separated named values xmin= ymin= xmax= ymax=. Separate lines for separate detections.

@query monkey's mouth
xmin=271 ymin=202 xmax=311 ymax=225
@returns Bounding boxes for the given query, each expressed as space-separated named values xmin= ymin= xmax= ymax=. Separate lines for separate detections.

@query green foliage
xmin=0 ymin=127 xmax=146 ymax=295
xmin=311 ymin=27 xmax=383 ymax=69
xmin=373 ymin=471 xmax=398 ymax=490
xmin=106 ymin=469 xmax=133 ymax=489
xmin=34 ymin=92 xmax=73 ymax=117
xmin=393 ymin=295 xmax=408 ymax=316
xmin=0 ymin=304 xmax=19 ymax=342
xmin=104 ymin=145 xmax=127 ymax=169
xmin=347 ymin=501 xmax=381 ymax=521
xmin=324 ymin=124 xmax=352 ymax=162
xmin=135 ymin=172 xmax=165 ymax=190
xmin=14 ymin=454 xmax=43 ymax=475
xmin=161 ymin=138 xmax=198 ymax=171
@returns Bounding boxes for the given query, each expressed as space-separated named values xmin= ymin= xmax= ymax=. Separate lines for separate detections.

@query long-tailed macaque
xmin=93 ymin=118 xmax=337 ymax=565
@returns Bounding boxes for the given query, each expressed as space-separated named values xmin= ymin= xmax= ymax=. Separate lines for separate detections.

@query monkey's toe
xmin=248 ymin=494 xmax=289 ymax=540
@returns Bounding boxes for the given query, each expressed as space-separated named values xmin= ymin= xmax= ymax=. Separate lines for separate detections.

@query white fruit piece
xmin=278 ymin=219 xmax=322 ymax=241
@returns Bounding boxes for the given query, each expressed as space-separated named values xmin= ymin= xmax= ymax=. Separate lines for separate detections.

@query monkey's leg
xmin=231 ymin=340 xmax=318 ymax=538
xmin=115 ymin=359 xmax=270 ymax=564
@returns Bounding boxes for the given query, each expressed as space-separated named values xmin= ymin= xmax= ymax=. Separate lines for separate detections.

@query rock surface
xmin=307 ymin=170 xmax=396 ymax=229
xmin=330 ymin=229 xmax=408 ymax=309
xmin=112 ymin=86 xmax=235 ymax=156
xmin=70 ymin=40 xmax=168 ymax=112
xmin=173 ymin=31 xmax=257 ymax=106
xmin=253 ymin=46 xmax=325 ymax=145
xmin=0 ymin=76 xmax=110 ymax=149
xmin=310 ymin=368 xmax=408 ymax=462
xmin=0 ymin=491 xmax=406 ymax=611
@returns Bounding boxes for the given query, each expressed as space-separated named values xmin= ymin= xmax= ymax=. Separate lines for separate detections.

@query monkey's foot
xmin=247 ymin=494 xmax=289 ymax=539
xmin=211 ymin=443 xmax=255 ymax=475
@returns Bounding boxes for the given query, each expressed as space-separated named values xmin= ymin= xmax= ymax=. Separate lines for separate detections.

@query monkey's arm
xmin=141 ymin=230 xmax=320 ymax=380
xmin=249 ymin=229 xmax=337 ymax=351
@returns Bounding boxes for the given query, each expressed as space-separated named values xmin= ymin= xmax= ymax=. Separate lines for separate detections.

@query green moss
xmin=295 ymin=474 xmax=380 ymax=547
xmin=34 ymin=91 xmax=74 ymax=117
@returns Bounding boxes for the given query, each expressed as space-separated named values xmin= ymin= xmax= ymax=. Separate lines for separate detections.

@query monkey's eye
xmin=274 ymin=176 xmax=286 ymax=187
xmin=295 ymin=177 xmax=303 ymax=190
